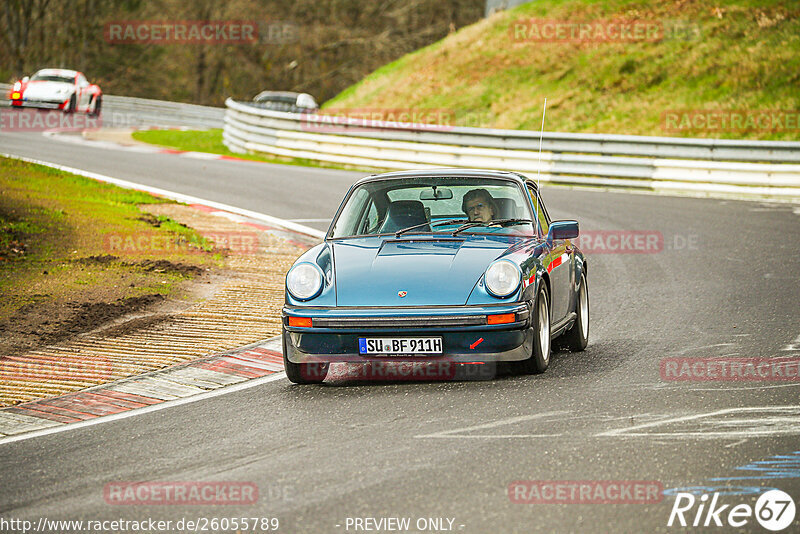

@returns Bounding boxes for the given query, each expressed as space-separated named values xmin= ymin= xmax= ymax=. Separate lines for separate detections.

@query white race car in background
xmin=9 ymin=68 xmax=102 ymax=116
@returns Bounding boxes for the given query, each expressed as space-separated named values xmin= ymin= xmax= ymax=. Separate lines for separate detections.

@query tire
xmin=511 ymin=284 xmax=551 ymax=374
xmin=89 ymin=95 xmax=102 ymax=117
xmin=64 ymin=94 xmax=76 ymax=114
xmin=561 ymin=272 xmax=589 ymax=351
xmin=282 ymin=329 xmax=328 ymax=384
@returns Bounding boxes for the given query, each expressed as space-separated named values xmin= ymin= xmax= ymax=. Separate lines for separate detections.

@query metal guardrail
xmin=4 ymin=82 xmax=798 ymax=200
xmin=1 ymin=83 xmax=224 ymax=128
xmin=103 ymin=95 xmax=224 ymax=129
xmin=0 ymin=83 xmax=10 ymax=107
xmin=223 ymin=99 xmax=800 ymax=200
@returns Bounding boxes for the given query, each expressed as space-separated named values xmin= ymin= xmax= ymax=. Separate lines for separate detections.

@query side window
xmin=362 ymin=200 xmax=380 ymax=234
xmin=527 ymin=185 xmax=549 ymax=236
xmin=332 ymin=187 xmax=369 ymax=237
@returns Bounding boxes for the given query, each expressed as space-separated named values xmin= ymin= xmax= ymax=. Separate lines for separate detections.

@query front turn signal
xmin=288 ymin=316 xmax=313 ymax=328
xmin=487 ymin=313 xmax=515 ymax=325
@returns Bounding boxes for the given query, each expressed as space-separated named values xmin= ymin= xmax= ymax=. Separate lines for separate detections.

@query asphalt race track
xmin=1 ymin=130 xmax=800 ymax=533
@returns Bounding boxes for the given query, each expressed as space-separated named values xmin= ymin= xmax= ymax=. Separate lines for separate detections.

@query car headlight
xmin=13 ymin=82 xmax=21 ymax=91
xmin=286 ymin=262 xmax=324 ymax=300
xmin=484 ymin=260 xmax=521 ymax=298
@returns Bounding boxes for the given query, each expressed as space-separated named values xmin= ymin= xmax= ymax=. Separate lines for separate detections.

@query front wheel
xmin=282 ymin=330 xmax=328 ymax=384
xmin=560 ymin=272 xmax=589 ymax=351
xmin=89 ymin=95 xmax=102 ymax=117
xmin=64 ymin=94 xmax=76 ymax=114
xmin=511 ymin=284 xmax=551 ymax=374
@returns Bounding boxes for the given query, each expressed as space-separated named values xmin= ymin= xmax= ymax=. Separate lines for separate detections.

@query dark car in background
xmin=252 ymin=91 xmax=319 ymax=113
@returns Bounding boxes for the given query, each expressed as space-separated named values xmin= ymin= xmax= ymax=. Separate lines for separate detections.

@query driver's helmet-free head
xmin=461 ymin=188 xmax=498 ymax=221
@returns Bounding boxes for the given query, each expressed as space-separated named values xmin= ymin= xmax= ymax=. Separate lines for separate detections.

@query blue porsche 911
xmin=282 ymin=169 xmax=588 ymax=383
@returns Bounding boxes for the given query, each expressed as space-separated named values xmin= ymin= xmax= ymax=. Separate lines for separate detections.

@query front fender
xmin=285 ymin=243 xmax=336 ymax=306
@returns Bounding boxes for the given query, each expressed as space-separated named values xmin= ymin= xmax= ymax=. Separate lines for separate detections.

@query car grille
xmin=21 ymin=100 xmax=61 ymax=108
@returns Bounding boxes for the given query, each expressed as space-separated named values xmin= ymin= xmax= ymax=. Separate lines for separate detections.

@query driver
xmin=462 ymin=189 xmax=498 ymax=223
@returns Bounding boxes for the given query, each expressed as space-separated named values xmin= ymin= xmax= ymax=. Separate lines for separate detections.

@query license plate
xmin=359 ymin=337 xmax=443 ymax=355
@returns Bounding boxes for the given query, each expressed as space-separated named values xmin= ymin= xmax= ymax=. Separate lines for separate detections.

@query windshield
xmin=30 ymin=73 xmax=74 ymax=83
xmin=329 ymin=176 xmax=535 ymax=238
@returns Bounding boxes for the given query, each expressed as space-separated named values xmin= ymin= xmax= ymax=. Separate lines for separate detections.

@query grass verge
xmin=0 ymin=156 xmax=222 ymax=356
xmin=131 ymin=129 xmax=377 ymax=172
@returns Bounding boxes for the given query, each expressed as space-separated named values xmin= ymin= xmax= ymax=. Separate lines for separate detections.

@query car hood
xmin=331 ymin=236 xmax=520 ymax=306
xmin=23 ymin=81 xmax=73 ymax=99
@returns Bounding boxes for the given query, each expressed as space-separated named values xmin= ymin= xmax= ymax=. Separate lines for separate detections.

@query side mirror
xmin=547 ymin=220 xmax=579 ymax=242
xmin=22 ymin=76 xmax=29 ymax=83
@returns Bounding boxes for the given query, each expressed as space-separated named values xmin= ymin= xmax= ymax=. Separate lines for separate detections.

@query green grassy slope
xmin=324 ymin=0 xmax=800 ymax=139
xmin=0 ymin=157 xmax=219 ymax=322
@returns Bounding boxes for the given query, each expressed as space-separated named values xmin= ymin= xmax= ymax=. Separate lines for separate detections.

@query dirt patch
xmin=75 ymin=254 xmax=119 ymax=265
xmin=137 ymin=213 xmax=163 ymax=227
xmin=138 ymin=259 xmax=204 ymax=277
xmin=64 ymin=294 xmax=165 ymax=335
xmin=73 ymin=255 xmax=204 ymax=275
xmin=0 ymin=293 xmax=165 ymax=357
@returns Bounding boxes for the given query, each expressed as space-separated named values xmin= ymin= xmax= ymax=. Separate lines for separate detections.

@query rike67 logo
xmin=668 ymin=490 xmax=796 ymax=531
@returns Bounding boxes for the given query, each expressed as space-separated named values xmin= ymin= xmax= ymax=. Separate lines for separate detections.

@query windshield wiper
xmin=394 ymin=218 xmax=469 ymax=237
xmin=451 ymin=218 xmax=533 ymax=236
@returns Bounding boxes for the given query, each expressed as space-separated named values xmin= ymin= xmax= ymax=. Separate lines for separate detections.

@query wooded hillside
xmin=1 ymin=0 xmax=484 ymax=105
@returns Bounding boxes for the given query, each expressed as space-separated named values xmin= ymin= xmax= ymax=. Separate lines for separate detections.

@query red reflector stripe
xmin=487 ymin=313 xmax=515 ymax=325
xmin=288 ymin=317 xmax=313 ymax=327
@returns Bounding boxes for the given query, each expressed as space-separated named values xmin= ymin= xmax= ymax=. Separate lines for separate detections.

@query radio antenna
xmin=535 ymin=98 xmax=547 ymax=237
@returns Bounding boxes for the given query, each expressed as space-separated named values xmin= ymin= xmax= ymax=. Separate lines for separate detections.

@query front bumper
xmin=282 ymin=303 xmax=533 ymax=364
xmin=11 ymin=99 xmax=68 ymax=110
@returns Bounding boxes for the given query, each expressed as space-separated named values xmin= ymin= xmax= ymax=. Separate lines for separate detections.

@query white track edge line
xmin=0 ymin=372 xmax=287 ymax=446
xmin=1 ymin=153 xmax=326 ymax=240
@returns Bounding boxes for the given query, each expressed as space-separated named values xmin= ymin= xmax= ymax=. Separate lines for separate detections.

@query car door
xmin=527 ymin=184 xmax=570 ymax=323
xmin=76 ymin=73 xmax=90 ymax=111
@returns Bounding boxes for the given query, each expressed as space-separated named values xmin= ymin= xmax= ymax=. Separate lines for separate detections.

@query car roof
xmin=254 ymin=91 xmax=300 ymax=100
xmin=34 ymin=68 xmax=79 ymax=78
xmin=354 ymin=168 xmax=535 ymax=189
